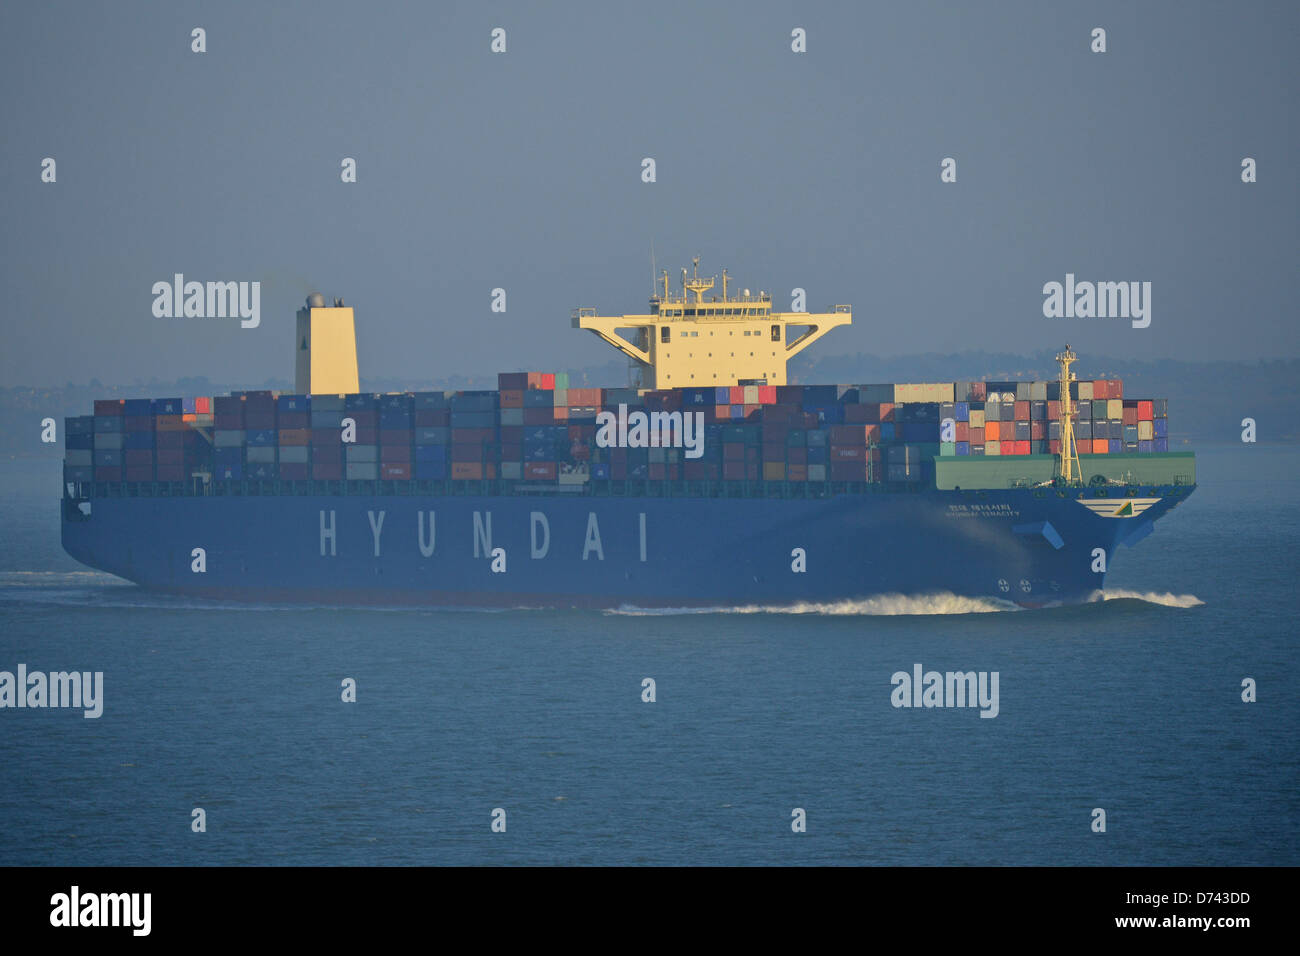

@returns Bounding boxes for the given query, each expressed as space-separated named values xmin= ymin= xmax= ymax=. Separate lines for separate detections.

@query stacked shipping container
xmin=68 ymin=376 xmax=1172 ymax=489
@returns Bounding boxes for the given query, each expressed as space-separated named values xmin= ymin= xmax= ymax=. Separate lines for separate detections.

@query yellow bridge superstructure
xmin=572 ymin=258 xmax=851 ymax=388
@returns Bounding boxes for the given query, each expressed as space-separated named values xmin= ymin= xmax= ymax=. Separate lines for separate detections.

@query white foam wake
xmin=608 ymin=592 xmax=1024 ymax=617
xmin=1088 ymin=589 xmax=1205 ymax=608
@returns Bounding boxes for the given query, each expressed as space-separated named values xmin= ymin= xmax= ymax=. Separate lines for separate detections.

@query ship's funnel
xmin=295 ymin=295 xmax=359 ymax=394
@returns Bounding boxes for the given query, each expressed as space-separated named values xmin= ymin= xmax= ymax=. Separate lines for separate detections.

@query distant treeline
xmin=3 ymin=355 xmax=1294 ymax=455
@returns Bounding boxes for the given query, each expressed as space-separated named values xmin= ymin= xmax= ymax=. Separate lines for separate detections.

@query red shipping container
xmin=1109 ymin=380 xmax=1123 ymax=399
xmin=244 ymin=413 xmax=275 ymax=430
xmin=540 ymin=373 xmax=555 ymax=389
xmin=843 ymin=404 xmax=872 ymax=423
xmin=312 ymin=462 xmax=343 ymax=480
xmin=553 ymin=406 xmax=569 ymax=421
xmin=195 ymin=397 xmax=212 ymax=414
xmin=1014 ymin=440 xmax=1031 ymax=455
xmin=523 ymin=407 xmax=554 ymax=425
xmin=830 ymin=425 xmax=865 ymax=444
xmin=746 ymin=463 xmax=759 ymax=481
xmin=311 ymin=427 xmax=342 ymax=445
xmin=1137 ymin=400 xmax=1153 ymax=420
xmin=312 ymin=443 xmax=342 ymax=462
xmin=279 ymin=429 xmax=310 ymax=446
xmin=729 ymin=386 xmax=744 ymax=404
xmin=94 ymin=466 xmax=122 ymax=480
xmin=955 ymin=422 xmax=969 ymax=442
xmin=745 ymin=446 xmax=759 ymax=464
xmin=788 ymin=447 xmax=808 ymax=465
xmin=1122 ymin=407 xmax=1138 ymax=426
xmin=1049 ymin=439 xmax=1062 ymax=454
xmin=610 ymin=462 xmax=628 ymax=480
xmin=741 ymin=404 xmax=759 ymax=419
xmin=452 ymin=428 xmax=493 ymax=444
xmin=499 ymin=442 xmax=523 ymax=460
xmin=155 ymin=448 xmax=183 ymax=465
xmin=684 ymin=460 xmax=717 ymax=480
xmin=451 ymin=462 xmax=483 ymax=480
xmin=712 ymin=405 xmax=730 ymax=422
xmin=762 ymin=404 xmax=799 ymax=424
xmin=499 ymin=389 xmax=524 ymax=408
xmin=787 ymin=464 xmax=808 ymax=482
xmin=124 ymin=449 xmax=154 ymax=465
xmin=1014 ymin=401 xmax=1030 ymax=420
xmin=94 ymin=400 xmax=124 ymax=416
xmin=761 ymin=442 xmax=787 ymax=462
xmin=724 ymin=442 xmax=745 ymax=461
xmin=499 ymin=425 xmax=523 ymax=444
xmin=347 ymin=410 xmax=378 ymax=428
xmin=155 ymin=431 xmax=183 ymax=449
xmin=831 ymin=445 xmax=865 ymax=461
xmin=125 ymin=416 xmax=153 ymax=431
xmin=1047 ymin=400 xmax=1061 ymax=419
xmin=497 ymin=373 xmax=528 ymax=390
xmin=723 ymin=461 xmax=746 ymax=480
xmin=380 ymin=463 xmax=411 ymax=480
xmin=125 ymin=465 xmax=154 ymax=482
xmin=969 ymin=383 xmax=987 ymax=401
xmin=352 ymin=427 xmax=377 ymax=444
xmin=155 ymin=465 xmax=185 ymax=481
xmin=648 ymin=463 xmax=665 ymax=480
xmin=1030 ymin=421 xmax=1046 ymax=440
xmin=763 ymin=422 xmax=792 ymax=442
xmin=381 ymin=445 xmax=412 ymax=463
xmin=758 ymin=386 xmax=776 ymax=404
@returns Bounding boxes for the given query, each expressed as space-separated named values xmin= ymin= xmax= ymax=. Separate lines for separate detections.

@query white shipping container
xmin=345 ymin=444 xmax=378 ymax=462
xmin=498 ymin=408 xmax=523 ymax=426
xmin=808 ymin=463 xmax=826 ymax=482
xmin=214 ymin=430 xmax=244 ymax=447
xmin=65 ymin=449 xmax=93 ymax=466
xmin=246 ymin=446 xmax=276 ymax=463
xmin=93 ymin=432 xmax=125 ymax=449
xmin=279 ymin=446 xmax=309 ymax=464
xmin=500 ymin=461 xmax=522 ymax=480
xmin=893 ymin=382 xmax=955 ymax=403
xmin=345 ymin=462 xmax=378 ymax=481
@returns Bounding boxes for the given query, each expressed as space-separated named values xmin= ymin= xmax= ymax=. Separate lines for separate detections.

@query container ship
xmin=61 ymin=261 xmax=1196 ymax=608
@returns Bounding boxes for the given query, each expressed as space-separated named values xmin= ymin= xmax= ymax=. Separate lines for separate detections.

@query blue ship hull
xmin=61 ymin=484 xmax=1195 ymax=608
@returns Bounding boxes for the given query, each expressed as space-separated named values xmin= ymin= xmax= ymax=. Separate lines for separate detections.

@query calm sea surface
xmin=0 ymin=444 xmax=1295 ymax=865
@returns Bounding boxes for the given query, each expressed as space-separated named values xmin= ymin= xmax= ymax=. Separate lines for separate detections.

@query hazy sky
xmin=3 ymin=0 xmax=1297 ymax=387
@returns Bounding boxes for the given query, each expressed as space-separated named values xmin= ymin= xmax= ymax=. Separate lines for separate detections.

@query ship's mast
xmin=1056 ymin=344 xmax=1084 ymax=484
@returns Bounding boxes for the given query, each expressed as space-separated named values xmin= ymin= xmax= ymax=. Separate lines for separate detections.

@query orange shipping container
xmin=155 ymin=415 xmax=185 ymax=431
xmin=499 ymin=389 xmax=524 ymax=408
xmin=1092 ymin=439 xmax=1108 ymax=454
xmin=763 ymin=461 xmax=786 ymax=481
xmin=278 ymin=428 xmax=310 ymax=446
xmin=451 ymin=462 xmax=483 ymax=479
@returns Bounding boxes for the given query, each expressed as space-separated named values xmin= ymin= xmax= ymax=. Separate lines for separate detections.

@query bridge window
xmin=770 ymin=325 xmax=780 ymax=341
xmin=686 ymin=309 xmax=696 ymax=316
xmin=661 ymin=327 xmax=670 ymax=343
